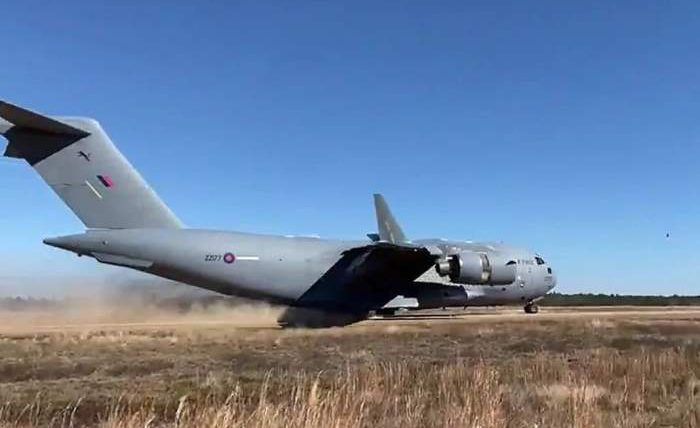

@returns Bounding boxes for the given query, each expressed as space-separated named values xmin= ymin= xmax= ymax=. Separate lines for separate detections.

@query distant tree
xmin=540 ymin=292 xmax=700 ymax=306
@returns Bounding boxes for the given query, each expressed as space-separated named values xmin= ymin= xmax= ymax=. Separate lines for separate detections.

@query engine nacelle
xmin=435 ymin=251 xmax=516 ymax=285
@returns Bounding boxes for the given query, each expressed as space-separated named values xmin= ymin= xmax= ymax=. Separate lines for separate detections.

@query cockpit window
xmin=535 ymin=257 xmax=546 ymax=265
xmin=506 ymin=260 xmax=516 ymax=266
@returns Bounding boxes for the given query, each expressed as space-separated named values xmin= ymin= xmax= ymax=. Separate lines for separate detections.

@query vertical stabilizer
xmin=0 ymin=101 xmax=182 ymax=229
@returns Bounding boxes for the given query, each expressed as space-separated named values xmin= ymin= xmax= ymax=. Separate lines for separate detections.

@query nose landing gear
xmin=524 ymin=302 xmax=539 ymax=314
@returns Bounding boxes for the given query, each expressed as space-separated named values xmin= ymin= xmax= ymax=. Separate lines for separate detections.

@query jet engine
xmin=435 ymin=251 xmax=516 ymax=285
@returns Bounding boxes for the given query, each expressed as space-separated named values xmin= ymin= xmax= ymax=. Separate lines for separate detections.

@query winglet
xmin=373 ymin=193 xmax=408 ymax=244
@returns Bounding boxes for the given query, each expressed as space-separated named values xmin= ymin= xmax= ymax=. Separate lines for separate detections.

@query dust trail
xmin=0 ymin=277 xmax=284 ymax=332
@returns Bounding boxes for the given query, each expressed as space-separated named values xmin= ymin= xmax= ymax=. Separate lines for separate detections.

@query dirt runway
xmin=1 ymin=304 xmax=699 ymax=426
xmin=1 ymin=305 xmax=699 ymax=335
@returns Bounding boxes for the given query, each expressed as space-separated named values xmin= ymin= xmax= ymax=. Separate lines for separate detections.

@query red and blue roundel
xmin=97 ymin=175 xmax=114 ymax=188
xmin=223 ymin=252 xmax=236 ymax=264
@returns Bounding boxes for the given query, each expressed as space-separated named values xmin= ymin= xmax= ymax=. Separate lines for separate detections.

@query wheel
xmin=524 ymin=303 xmax=539 ymax=314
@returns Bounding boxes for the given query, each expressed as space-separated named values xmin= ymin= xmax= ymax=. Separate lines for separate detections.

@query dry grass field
xmin=1 ymin=304 xmax=699 ymax=427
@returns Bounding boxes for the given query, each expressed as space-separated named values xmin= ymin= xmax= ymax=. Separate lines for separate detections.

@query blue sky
xmin=1 ymin=1 xmax=700 ymax=296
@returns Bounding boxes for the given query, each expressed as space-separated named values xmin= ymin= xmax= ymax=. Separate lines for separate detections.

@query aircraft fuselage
xmin=44 ymin=229 xmax=556 ymax=312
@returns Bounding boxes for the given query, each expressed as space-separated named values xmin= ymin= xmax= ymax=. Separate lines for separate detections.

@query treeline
xmin=540 ymin=293 xmax=700 ymax=306
xmin=0 ymin=297 xmax=61 ymax=311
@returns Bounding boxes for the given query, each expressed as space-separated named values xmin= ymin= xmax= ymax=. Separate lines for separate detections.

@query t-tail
xmin=0 ymin=101 xmax=182 ymax=229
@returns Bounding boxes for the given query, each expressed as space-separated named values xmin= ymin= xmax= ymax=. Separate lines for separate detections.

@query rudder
xmin=0 ymin=101 xmax=182 ymax=229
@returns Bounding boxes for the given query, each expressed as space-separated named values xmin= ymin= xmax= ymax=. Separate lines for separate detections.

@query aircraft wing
xmin=294 ymin=242 xmax=437 ymax=314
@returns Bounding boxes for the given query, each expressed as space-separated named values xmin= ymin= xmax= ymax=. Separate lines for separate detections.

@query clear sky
xmin=1 ymin=1 xmax=700 ymax=296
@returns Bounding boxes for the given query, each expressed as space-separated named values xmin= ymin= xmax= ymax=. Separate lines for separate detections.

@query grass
xmin=1 ymin=307 xmax=700 ymax=427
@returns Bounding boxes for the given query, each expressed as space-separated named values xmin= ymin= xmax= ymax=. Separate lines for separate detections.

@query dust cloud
xmin=0 ymin=276 xmax=284 ymax=332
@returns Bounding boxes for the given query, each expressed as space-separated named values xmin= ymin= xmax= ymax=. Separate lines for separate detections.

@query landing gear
xmin=524 ymin=303 xmax=539 ymax=314
xmin=375 ymin=308 xmax=397 ymax=317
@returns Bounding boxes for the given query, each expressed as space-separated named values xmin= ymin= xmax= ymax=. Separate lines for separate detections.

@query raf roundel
xmin=223 ymin=252 xmax=236 ymax=264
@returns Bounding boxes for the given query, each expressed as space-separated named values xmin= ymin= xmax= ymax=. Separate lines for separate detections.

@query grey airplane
xmin=0 ymin=101 xmax=556 ymax=327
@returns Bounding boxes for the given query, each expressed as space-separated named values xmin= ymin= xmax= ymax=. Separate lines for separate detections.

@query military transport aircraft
xmin=0 ymin=101 xmax=556 ymax=327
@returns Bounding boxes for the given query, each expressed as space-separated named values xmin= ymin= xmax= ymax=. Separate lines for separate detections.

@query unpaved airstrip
xmin=0 ymin=304 xmax=698 ymax=333
xmin=1 ymin=306 xmax=699 ymax=427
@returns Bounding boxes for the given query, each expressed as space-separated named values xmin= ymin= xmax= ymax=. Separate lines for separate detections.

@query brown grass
xmin=1 ymin=307 xmax=700 ymax=427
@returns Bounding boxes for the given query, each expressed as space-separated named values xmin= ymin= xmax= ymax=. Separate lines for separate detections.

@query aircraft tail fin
xmin=0 ymin=101 xmax=182 ymax=229
xmin=373 ymin=193 xmax=408 ymax=244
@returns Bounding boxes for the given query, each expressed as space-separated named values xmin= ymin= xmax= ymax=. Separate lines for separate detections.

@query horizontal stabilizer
xmin=0 ymin=101 xmax=90 ymax=137
xmin=0 ymin=101 xmax=92 ymax=164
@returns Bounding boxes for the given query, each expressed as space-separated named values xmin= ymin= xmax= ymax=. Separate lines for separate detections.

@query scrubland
xmin=0 ymin=304 xmax=699 ymax=427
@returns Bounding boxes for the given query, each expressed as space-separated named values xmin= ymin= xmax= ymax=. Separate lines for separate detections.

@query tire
xmin=524 ymin=304 xmax=539 ymax=314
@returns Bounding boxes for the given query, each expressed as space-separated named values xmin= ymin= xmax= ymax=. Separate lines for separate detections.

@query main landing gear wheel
xmin=524 ymin=303 xmax=539 ymax=314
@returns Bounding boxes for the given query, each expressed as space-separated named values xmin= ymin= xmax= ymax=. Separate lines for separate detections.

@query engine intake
xmin=435 ymin=251 xmax=516 ymax=285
